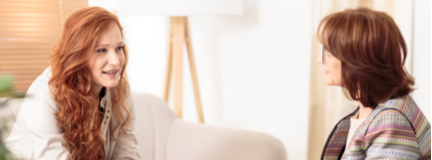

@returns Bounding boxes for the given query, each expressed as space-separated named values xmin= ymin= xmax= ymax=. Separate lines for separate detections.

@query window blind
xmin=0 ymin=0 xmax=87 ymax=92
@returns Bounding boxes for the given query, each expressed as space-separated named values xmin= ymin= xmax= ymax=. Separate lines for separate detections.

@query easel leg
xmin=171 ymin=17 xmax=186 ymax=119
xmin=162 ymin=18 xmax=174 ymax=102
xmin=162 ymin=17 xmax=205 ymax=122
xmin=185 ymin=18 xmax=205 ymax=123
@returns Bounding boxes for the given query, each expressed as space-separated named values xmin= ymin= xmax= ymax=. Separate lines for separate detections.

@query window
xmin=0 ymin=0 xmax=87 ymax=92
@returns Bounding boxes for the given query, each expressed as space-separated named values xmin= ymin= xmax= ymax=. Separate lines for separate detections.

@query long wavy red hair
xmin=49 ymin=7 xmax=131 ymax=159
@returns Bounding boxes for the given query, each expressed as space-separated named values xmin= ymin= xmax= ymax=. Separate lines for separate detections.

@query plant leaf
xmin=0 ymin=76 xmax=14 ymax=93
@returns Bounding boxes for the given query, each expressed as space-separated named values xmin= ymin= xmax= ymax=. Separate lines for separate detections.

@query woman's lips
xmin=104 ymin=73 xmax=116 ymax=78
xmin=103 ymin=70 xmax=117 ymax=78
xmin=325 ymin=71 xmax=329 ymax=74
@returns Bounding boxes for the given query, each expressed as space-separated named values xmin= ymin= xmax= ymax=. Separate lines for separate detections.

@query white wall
xmin=412 ymin=0 xmax=431 ymax=120
xmin=90 ymin=0 xmax=313 ymax=159
xmin=89 ymin=0 xmax=430 ymax=159
xmin=185 ymin=2 xmax=313 ymax=160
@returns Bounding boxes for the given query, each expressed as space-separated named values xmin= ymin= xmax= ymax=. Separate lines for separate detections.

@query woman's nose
xmin=108 ymin=51 xmax=120 ymax=66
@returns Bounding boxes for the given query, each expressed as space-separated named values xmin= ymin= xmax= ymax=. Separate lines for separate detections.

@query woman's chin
xmin=324 ymin=79 xmax=332 ymax=86
xmin=324 ymin=79 xmax=338 ymax=86
xmin=102 ymin=82 xmax=118 ymax=88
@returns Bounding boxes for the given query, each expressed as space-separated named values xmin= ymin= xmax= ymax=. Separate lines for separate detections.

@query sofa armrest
xmin=166 ymin=120 xmax=287 ymax=160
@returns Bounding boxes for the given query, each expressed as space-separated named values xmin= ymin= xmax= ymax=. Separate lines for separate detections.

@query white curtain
xmin=307 ymin=0 xmax=414 ymax=159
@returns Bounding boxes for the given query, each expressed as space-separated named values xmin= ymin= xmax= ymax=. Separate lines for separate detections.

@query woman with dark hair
xmin=318 ymin=8 xmax=431 ymax=160
xmin=5 ymin=7 xmax=140 ymax=159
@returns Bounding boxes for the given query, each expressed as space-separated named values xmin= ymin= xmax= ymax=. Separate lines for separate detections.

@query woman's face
xmin=89 ymin=22 xmax=125 ymax=92
xmin=318 ymin=47 xmax=342 ymax=86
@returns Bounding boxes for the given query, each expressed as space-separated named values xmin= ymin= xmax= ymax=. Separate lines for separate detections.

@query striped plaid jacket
xmin=321 ymin=95 xmax=431 ymax=160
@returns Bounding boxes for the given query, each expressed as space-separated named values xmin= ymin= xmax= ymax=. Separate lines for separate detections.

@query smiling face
xmin=318 ymin=48 xmax=342 ymax=86
xmin=88 ymin=22 xmax=125 ymax=93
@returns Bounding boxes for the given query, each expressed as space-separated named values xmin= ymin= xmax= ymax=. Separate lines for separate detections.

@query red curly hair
xmin=49 ymin=7 xmax=131 ymax=159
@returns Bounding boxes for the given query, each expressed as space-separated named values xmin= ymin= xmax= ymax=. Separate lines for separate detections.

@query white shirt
xmin=5 ymin=67 xmax=140 ymax=159
xmin=345 ymin=113 xmax=365 ymax=151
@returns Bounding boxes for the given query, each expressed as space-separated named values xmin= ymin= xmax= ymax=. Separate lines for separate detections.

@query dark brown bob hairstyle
xmin=317 ymin=7 xmax=414 ymax=107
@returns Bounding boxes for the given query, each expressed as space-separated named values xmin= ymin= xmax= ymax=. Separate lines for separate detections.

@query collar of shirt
xmin=99 ymin=88 xmax=112 ymax=141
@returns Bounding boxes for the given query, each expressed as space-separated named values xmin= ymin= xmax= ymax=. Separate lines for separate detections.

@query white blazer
xmin=5 ymin=67 xmax=140 ymax=159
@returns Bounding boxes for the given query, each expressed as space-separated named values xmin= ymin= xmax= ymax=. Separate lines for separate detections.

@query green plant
xmin=0 ymin=119 xmax=13 ymax=160
xmin=0 ymin=76 xmax=25 ymax=106
xmin=0 ymin=76 xmax=13 ymax=97
xmin=0 ymin=75 xmax=23 ymax=160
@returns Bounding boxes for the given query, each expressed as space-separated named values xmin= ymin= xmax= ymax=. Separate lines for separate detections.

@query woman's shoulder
xmin=365 ymin=96 xmax=431 ymax=158
xmin=21 ymin=67 xmax=57 ymax=112
xmin=374 ymin=95 xmax=428 ymax=126
xmin=12 ymin=67 xmax=60 ymax=136
xmin=371 ymin=108 xmax=410 ymax=125
xmin=367 ymin=95 xmax=430 ymax=139
xmin=27 ymin=67 xmax=52 ymax=93
xmin=126 ymin=91 xmax=134 ymax=109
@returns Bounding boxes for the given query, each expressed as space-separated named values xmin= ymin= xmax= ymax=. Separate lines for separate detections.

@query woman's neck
xmin=356 ymin=101 xmax=373 ymax=119
xmin=93 ymin=85 xmax=103 ymax=96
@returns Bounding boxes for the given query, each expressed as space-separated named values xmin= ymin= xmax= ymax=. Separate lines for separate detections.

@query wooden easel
xmin=162 ymin=17 xmax=205 ymax=123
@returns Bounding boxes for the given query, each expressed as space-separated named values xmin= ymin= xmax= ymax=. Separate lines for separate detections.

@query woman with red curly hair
xmin=318 ymin=8 xmax=430 ymax=159
xmin=5 ymin=7 xmax=140 ymax=159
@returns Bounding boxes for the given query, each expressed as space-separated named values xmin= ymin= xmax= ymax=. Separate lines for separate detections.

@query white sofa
xmin=2 ymin=93 xmax=287 ymax=160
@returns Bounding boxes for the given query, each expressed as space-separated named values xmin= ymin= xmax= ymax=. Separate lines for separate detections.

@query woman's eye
xmin=116 ymin=46 xmax=124 ymax=51
xmin=96 ymin=48 xmax=106 ymax=53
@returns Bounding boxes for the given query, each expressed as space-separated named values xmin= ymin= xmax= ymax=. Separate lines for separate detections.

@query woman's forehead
xmin=96 ymin=23 xmax=123 ymax=47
